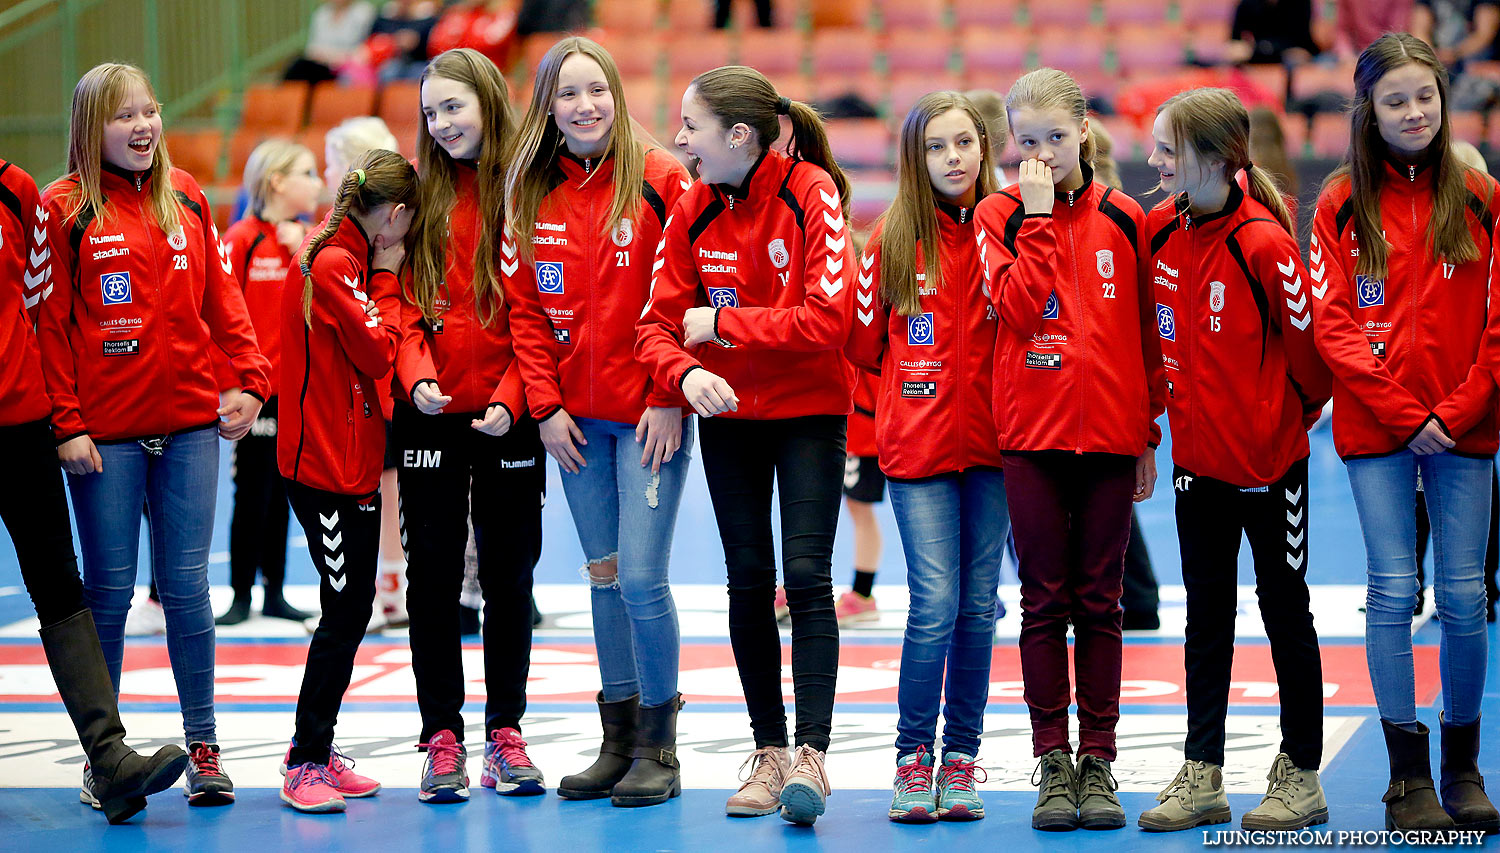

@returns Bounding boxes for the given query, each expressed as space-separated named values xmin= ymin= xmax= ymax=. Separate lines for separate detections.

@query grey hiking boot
xmin=1138 ymin=760 xmax=1232 ymax=831
xmin=1076 ymin=754 xmax=1125 ymax=829
xmin=1031 ymin=749 xmax=1080 ymax=831
xmin=1242 ymin=753 xmax=1330 ymax=830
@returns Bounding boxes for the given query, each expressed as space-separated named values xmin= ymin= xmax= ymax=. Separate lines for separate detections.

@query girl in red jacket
xmin=1309 ymin=34 xmax=1500 ymax=833
xmin=846 ymin=90 xmax=1005 ymax=824
xmin=0 ymin=155 xmax=188 ymax=824
xmin=397 ymin=47 xmax=546 ymax=804
xmin=637 ymin=65 xmax=855 ymax=826
xmin=277 ymin=149 xmax=416 ymax=813
xmin=502 ymin=36 xmax=692 ymax=808
xmin=973 ymin=68 xmax=1165 ymax=832
xmin=216 ymin=139 xmax=322 ymax=627
xmin=37 ymin=62 xmax=270 ymax=807
xmin=1140 ymin=87 xmax=1333 ymax=834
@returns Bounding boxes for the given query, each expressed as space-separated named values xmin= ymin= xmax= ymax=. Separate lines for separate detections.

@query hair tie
xmin=1244 ymin=160 xmax=1255 ymax=172
xmin=353 ymin=169 xmax=367 ymax=187
xmin=776 ymin=96 xmax=791 ymax=115
xmin=299 ymin=262 xmax=312 ymax=277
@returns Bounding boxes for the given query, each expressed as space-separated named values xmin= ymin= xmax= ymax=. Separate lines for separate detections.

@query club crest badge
xmin=1209 ymin=280 xmax=1225 ymax=312
xmin=767 ymin=238 xmax=789 ymax=269
xmin=1096 ymin=249 xmax=1114 ymax=279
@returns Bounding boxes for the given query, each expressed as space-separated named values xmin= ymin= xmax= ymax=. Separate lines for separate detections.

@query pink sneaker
xmin=279 ymin=744 xmax=381 ymax=797
xmin=281 ymin=761 xmax=345 ymax=813
xmin=773 ymin=586 xmax=790 ymax=622
xmin=835 ymin=591 xmax=878 ymax=626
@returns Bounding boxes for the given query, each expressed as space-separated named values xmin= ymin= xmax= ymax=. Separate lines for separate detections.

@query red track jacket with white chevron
xmin=278 ymin=212 xmax=400 ymax=496
xmin=975 ymin=165 xmax=1165 ymax=457
xmin=0 ymin=160 xmax=55 ymax=428
xmin=845 ymin=201 xmax=1003 ymax=479
xmin=36 ymin=165 xmax=270 ymax=443
xmin=504 ymin=147 xmax=691 ymax=424
xmin=222 ymin=215 xmax=296 ymax=398
xmin=393 ymin=161 xmax=526 ymax=419
xmin=1148 ymin=183 xmax=1332 ymax=487
xmin=1309 ymin=160 xmax=1500 ymax=459
xmin=636 ymin=149 xmax=856 ymax=419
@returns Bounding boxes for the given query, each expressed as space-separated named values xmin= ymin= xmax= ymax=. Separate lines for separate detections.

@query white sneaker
xmin=365 ymin=607 xmax=388 ymax=634
xmin=81 ymin=761 xmax=100 ymax=809
xmin=124 ymin=598 xmax=166 ymax=637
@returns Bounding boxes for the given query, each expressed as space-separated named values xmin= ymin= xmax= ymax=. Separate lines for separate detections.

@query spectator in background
xmin=1333 ymin=0 xmax=1414 ymax=56
xmin=964 ymin=89 xmax=1011 ymax=184
xmin=428 ymin=1 xmax=520 ymax=71
xmin=1229 ymin=0 xmax=1321 ymax=64
xmin=715 ymin=0 xmax=775 ymax=28
xmin=353 ymin=1 xmax=442 ymax=84
xmin=285 ymin=0 xmax=377 ymax=84
xmin=516 ymin=0 xmax=590 ymax=35
xmin=1413 ymin=0 xmax=1500 ymax=65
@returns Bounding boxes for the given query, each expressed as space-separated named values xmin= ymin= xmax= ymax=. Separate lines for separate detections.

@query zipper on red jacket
xmin=136 ymin=180 xmax=173 ymax=434
xmin=1065 ymin=200 xmax=1086 ymax=451
xmin=1408 ymin=165 xmax=1416 ymax=182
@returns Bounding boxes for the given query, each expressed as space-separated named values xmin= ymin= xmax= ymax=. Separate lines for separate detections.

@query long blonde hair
xmin=409 ymin=48 xmax=515 ymax=327
xmin=1005 ymin=69 xmax=1097 ymax=167
xmin=878 ymin=92 xmax=998 ymax=317
xmin=59 ymin=63 xmax=180 ymax=235
xmin=301 ymin=149 xmax=418 ymax=325
xmin=505 ymin=37 xmax=647 ymax=262
xmin=243 ymin=139 xmax=314 ymax=218
xmin=1158 ymin=88 xmax=1296 ymax=235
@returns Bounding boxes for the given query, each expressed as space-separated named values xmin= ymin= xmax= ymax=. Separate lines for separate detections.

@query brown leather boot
xmin=1440 ymin=714 xmax=1500 ymax=833
xmin=1381 ymin=720 xmax=1456 ymax=831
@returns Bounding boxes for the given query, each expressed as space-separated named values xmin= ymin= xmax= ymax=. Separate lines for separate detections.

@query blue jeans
xmin=889 ymin=469 xmax=1010 ymax=757
xmin=1347 ymin=450 xmax=1490 ymax=727
xmin=67 ymin=425 xmax=219 ymax=744
xmin=560 ymin=415 xmax=694 ymax=708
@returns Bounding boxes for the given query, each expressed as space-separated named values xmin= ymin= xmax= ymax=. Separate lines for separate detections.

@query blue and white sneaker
xmin=81 ymin=761 xmax=100 ymax=809
xmin=418 ymin=730 xmax=469 ymax=804
xmin=937 ymin=752 xmax=987 ymax=820
xmin=480 ymin=728 xmax=545 ymax=795
xmin=184 ymin=742 xmax=235 ymax=806
xmin=889 ymin=747 xmax=937 ymax=823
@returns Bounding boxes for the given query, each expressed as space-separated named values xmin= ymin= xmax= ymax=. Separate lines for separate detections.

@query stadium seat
xmin=825 ymin=117 xmax=892 ymax=168
xmin=889 ymin=70 xmax=964 ymax=117
xmin=596 ymin=0 xmax=662 ymax=33
xmin=596 ymin=31 xmax=663 ymax=78
xmin=665 ymin=0 xmax=714 ymax=31
xmin=1289 ymin=62 xmax=1354 ymax=108
xmin=1187 ymin=24 xmax=1234 ymax=64
xmin=1101 ymin=0 xmax=1169 ymax=26
xmin=1028 ymin=1 xmax=1095 ymax=30
xmin=1310 ymin=112 xmax=1351 ymax=158
xmin=810 ymin=0 xmax=873 ymax=28
xmin=1178 ymin=0 xmax=1237 ymax=28
xmin=1450 ymin=110 xmax=1485 ymax=146
xmin=168 ymin=128 xmax=224 ymax=184
xmin=307 ymin=83 xmax=378 ymax=129
xmin=1035 ymin=26 xmax=1108 ymax=72
xmin=378 ymin=81 xmax=422 ymax=147
xmin=812 ymin=28 xmax=879 ymax=76
xmin=953 ymin=0 xmax=1022 ymax=27
xmin=239 ymin=81 xmax=308 ymax=134
xmin=878 ymin=0 xmax=946 ymax=30
xmin=958 ymin=27 xmax=1029 ymax=78
xmin=884 ymin=27 xmax=955 ymax=75
xmin=664 ymin=30 xmax=734 ymax=81
xmin=623 ymin=76 xmax=669 ymax=133
xmin=1114 ymin=24 xmax=1188 ymax=75
xmin=1280 ymin=112 xmax=1310 ymax=158
xmin=739 ymin=28 xmax=806 ymax=77
xmin=810 ymin=72 xmax=885 ymax=110
xmin=228 ymin=128 xmax=273 ymax=182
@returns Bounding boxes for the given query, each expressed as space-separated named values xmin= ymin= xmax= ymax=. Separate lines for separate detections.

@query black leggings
xmin=698 ymin=414 xmax=846 ymax=752
xmin=3 ymin=419 xmax=87 ymax=627
xmin=228 ymin=397 xmax=290 ymax=598
xmin=395 ymin=403 xmax=545 ymax=741
xmin=286 ymin=479 xmax=380 ymax=765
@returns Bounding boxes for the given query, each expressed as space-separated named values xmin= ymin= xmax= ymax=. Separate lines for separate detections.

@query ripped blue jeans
xmin=560 ymin=415 xmax=694 ymax=708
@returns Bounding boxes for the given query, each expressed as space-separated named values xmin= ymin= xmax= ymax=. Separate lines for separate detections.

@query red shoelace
xmin=939 ymin=755 xmax=987 ymax=792
xmin=490 ymin=729 xmax=534 ymax=768
xmin=895 ymin=745 xmax=935 ymax=794
xmin=419 ymin=734 xmax=465 ymax=776
xmin=190 ymin=744 xmax=224 ymax=777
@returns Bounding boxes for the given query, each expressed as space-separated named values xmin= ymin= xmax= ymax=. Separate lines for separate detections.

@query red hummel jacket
xmin=37 ymin=165 xmax=270 ymax=443
xmin=222 ymin=216 xmax=293 ymax=398
xmin=278 ymin=213 xmax=400 ymax=495
xmin=0 ymin=159 xmax=54 ymax=428
xmin=846 ymin=201 xmax=1002 ymax=479
xmin=1148 ymin=183 xmax=1333 ymax=487
xmin=394 ymin=161 xmax=526 ymax=418
xmin=1310 ymin=160 xmax=1500 ymax=459
xmin=975 ymin=165 xmax=1165 ymax=457
xmin=846 ymin=371 xmax=878 ymax=458
xmin=505 ymin=146 xmax=691 ymax=424
xmin=636 ymin=149 xmax=856 ymax=419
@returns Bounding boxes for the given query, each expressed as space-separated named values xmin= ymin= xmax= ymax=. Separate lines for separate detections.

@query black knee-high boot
xmin=40 ymin=610 xmax=188 ymax=824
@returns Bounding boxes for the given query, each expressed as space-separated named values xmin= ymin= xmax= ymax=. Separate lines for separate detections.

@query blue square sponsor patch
xmin=1156 ymin=303 xmax=1176 ymax=341
xmin=100 ymin=271 xmax=132 ymax=305
xmin=536 ymin=261 xmax=565 ymax=294
xmin=1042 ymin=290 xmax=1059 ymax=320
xmin=553 ymin=327 xmax=571 ymax=344
xmin=1355 ymin=275 xmax=1384 ymax=308
xmin=707 ymin=286 xmax=739 ymax=308
xmin=907 ymin=312 xmax=935 ymax=346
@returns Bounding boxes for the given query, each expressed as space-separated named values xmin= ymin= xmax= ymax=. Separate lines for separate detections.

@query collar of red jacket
xmin=709 ymin=146 xmax=776 ymax=206
xmin=1175 ymin=178 xmax=1246 ymax=231
xmin=100 ymin=161 xmax=154 ymax=192
xmin=1053 ymin=160 xmax=1095 ymax=204
xmin=557 ymin=148 xmax=616 ymax=183
xmin=1381 ymin=149 xmax=1438 ymax=190
xmin=319 ymin=207 xmax=373 ymax=263
xmin=935 ymin=188 xmax=987 ymax=226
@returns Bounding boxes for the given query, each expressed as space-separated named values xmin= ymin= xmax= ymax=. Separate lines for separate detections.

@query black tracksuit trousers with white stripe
xmin=1175 ymin=455 xmax=1324 ymax=770
xmin=285 ymin=479 xmax=380 ymax=766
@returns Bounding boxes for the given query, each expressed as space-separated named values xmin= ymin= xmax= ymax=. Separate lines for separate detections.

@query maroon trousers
xmin=1002 ymin=451 xmax=1136 ymax=761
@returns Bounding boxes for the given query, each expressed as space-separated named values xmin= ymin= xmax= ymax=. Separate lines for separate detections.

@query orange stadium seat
xmin=884 ymin=27 xmax=955 ymax=75
xmin=665 ymin=0 xmax=714 ymax=31
xmin=1239 ymin=64 xmax=1289 ymax=104
xmin=1101 ymin=0 xmax=1169 ymax=26
xmin=1114 ymin=24 xmax=1188 ymax=75
xmin=1028 ymin=1 xmax=1095 ymax=30
xmin=378 ymin=81 xmax=422 ymax=146
xmin=596 ymin=31 xmax=663 ymax=77
xmin=825 ymin=117 xmax=892 ymax=168
xmin=1310 ymin=112 xmax=1351 ymax=158
xmin=1187 ymin=24 xmax=1234 ymax=64
xmin=308 ymin=83 xmax=378 ymax=129
xmin=1290 ymin=62 xmax=1354 ymax=105
xmin=664 ymin=30 xmax=733 ymax=80
xmin=1035 ymin=26 xmax=1108 ymax=72
xmin=810 ymin=0 xmax=873 ymax=29
xmin=239 ymin=82 xmax=308 ymax=134
xmin=1280 ymin=112 xmax=1309 ymax=158
xmin=1450 ymin=110 xmax=1485 ymax=146
xmin=959 ymin=27 xmax=1029 ymax=78
xmin=167 ymin=128 xmax=224 ymax=184
xmin=810 ymin=72 xmax=885 ymax=108
xmin=227 ymin=128 xmax=272 ymax=182
xmin=889 ymin=70 xmax=964 ymax=117
xmin=878 ymin=0 xmax=946 ymax=30
xmin=622 ymin=76 xmax=669 ymax=133
xmin=953 ymin=0 xmax=1021 ymax=27
xmin=812 ymin=28 xmax=879 ymax=75
xmin=739 ymin=28 xmax=807 ymax=77
xmin=595 ymin=0 xmax=662 ymax=33
xmin=519 ymin=34 xmax=556 ymax=76
xmin=1178 ymin=0 xmax=1237 ymax=28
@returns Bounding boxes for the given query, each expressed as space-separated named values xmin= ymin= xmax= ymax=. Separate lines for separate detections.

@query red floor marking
xmin=0 ymin=642 xmax=1436 ymax=706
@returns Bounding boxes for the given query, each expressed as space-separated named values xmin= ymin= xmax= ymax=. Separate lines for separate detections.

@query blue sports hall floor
xmin=0 ymin=422 xmax=1495 ymax=851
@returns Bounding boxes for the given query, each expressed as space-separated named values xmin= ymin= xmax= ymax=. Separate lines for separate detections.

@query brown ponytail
xmin=689 ymin=65 xmax=851 ymax=218
xmin=1158 ymin=88 xmax=1296 ymax=236
xmin=301 ymin=149 xmax=419 ymax=325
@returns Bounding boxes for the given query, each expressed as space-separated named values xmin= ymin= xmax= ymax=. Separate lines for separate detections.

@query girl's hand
xmin=681 ymin=370 xmax=738 ymax=417
xmin=1018 ymin=158 xmax=1055 ymax=216
xmin=471 ymin=404 xmax=512 ymax=436
xmin=683 ymin=307 xmax=718 ymax=347
xmin=412 ymin=381 xmax=452 ymax=415
xmin=217 ymin=387 xmax=262 ymax=440
xmin=58 ymin=434 xmax=102 ymax=475
xmin=636 ymin=406 xmax=683 ymax=473
xmin=372 ymin=233 xmax=406 ymax=274
xmin=1133 ymin=446 xmax=1157 ymax=502
xmin=276 ymin=220 xmax=309 ymax=256
xmin=1408 ymin=418 xmax=1456 ymax=456
xmin=540 ymin=409 xmax=587 ymax=473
